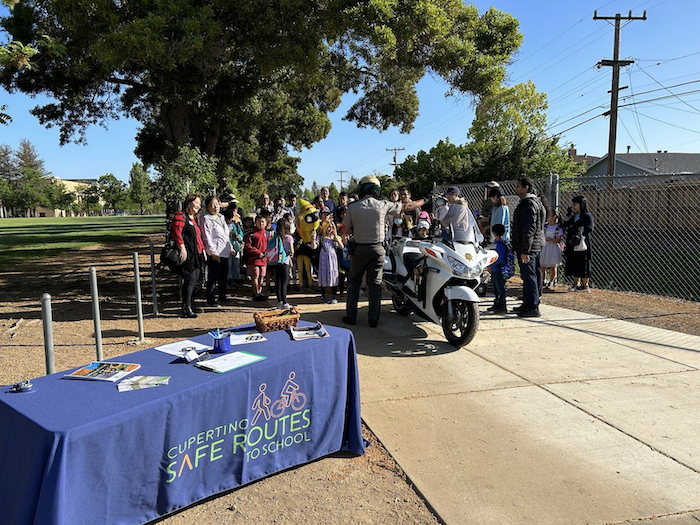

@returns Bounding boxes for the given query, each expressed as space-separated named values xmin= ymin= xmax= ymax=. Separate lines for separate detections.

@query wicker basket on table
xmin=254 ymin=307 xmax=300 ymax=333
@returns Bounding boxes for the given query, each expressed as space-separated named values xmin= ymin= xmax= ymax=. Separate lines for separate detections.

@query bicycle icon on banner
xmin=251 ymin=372 xmax=308 ymax=425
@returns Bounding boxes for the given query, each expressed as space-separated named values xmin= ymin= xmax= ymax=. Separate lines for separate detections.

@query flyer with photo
xmin=64 ymin=362 xmax=141 ymax=382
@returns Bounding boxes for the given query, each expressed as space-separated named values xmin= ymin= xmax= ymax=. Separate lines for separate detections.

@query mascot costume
xmin=296 ymin=199 xmax=320 ymax=288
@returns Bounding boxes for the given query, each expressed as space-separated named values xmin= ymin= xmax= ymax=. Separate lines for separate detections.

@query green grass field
xmin=0 ymin=215 xmax=166 ymax=267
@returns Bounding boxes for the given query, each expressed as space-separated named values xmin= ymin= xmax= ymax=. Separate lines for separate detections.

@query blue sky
xmin=1 ymin=0 xmax=699 ymax=187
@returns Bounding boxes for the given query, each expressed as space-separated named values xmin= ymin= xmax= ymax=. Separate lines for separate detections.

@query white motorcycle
xmin=382 ymin=223 xmax=499 ymax=347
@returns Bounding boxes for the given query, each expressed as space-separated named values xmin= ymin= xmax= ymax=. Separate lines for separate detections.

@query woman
xmin=488 ymin=186 xmax=510 ymax=244
xmin=227 ymin=205 xmax=244 ymax=286
xmin=564 ymin=195 xmax=595 ymax=292
xmin=171 ymin=194 xmax=206 ymax=318
xmin=435 ymin=186 xmax=483 ymax=245
xmin=385 ymin=188 xmax=401 ymax=240
xmin=200 ymin=196 xmax=233 ymax=306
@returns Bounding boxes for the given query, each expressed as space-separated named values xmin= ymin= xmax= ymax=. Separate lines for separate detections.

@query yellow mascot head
xmin=297 ymin=198 xmax=320 ymax=243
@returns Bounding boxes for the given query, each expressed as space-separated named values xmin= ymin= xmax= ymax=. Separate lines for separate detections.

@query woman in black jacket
xmin=563 ymin=195 xmax=595 ymax=293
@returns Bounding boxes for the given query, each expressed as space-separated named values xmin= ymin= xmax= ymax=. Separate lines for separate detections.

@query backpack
xmin=502 ymin=244 xmax=515 ymax=280
xmin=266 ymin=234 xmax=287 ymax=265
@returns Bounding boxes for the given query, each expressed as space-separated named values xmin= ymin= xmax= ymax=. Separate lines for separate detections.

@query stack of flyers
xmin=288 ymin=322 xmax=329 ymax=340
xmin=117 ymin=375 xmax=171 ymax=392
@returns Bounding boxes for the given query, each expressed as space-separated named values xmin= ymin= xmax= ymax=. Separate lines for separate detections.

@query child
xmin=318 ymin=210 xmax=343 ymax=304
xmin=336 ymin=206 xmax=350 ymax=298
xmin=415 ymin=220 xmax=430 ymax=239
xmin=273 ymin=213 xmax=295 ymax=309
xmin=540 ymin=210 xmax=564 ymax=291
xmin=245 ymin=215 xmax=269 ymax=301
xmin=486 ymin=223 xmax=508 ymax=314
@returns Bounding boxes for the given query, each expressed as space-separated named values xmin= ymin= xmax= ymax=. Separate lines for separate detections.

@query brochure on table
xmin=224 ymin=329 xmax=267 ymax=346
xmin=117 ymin=375 xmax=171 ymax=392
xmin=195 ymin=351 xmax=266 ymax=373
xmin=154 ymin=340 xmax=212 ymax=357
xmin=288 ymin=321 xmax=329 ymax=340
xmin=64 ymin=362 xmax=141 ymax=382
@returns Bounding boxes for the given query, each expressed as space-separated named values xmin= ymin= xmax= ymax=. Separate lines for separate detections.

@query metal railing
xmin=434 ymin=172 xmax=700 ymax=302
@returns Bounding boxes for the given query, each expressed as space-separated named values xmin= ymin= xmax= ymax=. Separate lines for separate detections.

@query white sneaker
xmin=277 ymin=301 xmax=286 ymax=309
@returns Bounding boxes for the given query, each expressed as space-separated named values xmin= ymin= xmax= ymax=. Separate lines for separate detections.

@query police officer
xmin=342 ymin=176 xmax=424 ymax=328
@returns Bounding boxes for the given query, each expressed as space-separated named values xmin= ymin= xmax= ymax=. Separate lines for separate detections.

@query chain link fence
xmin=434 ymin=173 xmax=700 ymax=302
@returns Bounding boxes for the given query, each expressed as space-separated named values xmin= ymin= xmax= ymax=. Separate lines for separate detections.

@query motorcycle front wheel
xmin=441 ymin=300 xmax=479 ymax=347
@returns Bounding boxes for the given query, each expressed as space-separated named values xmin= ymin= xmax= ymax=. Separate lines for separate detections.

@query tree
xmin=328 ymin=183 xmax=339 ymax=203
xmin=302 ymin=188 xmax=314 ymax=202
xmin=98 ymin=173 xmax=127 ymax=213
xmin=15 ymin=138 xmax=47 ymax=176
xmin=7 ymin=167 xmax=48 ymax=214
xmin=43 ymin=178 xmax=75 ymax=213
xmin=394 ymin=139 xmax=470 ymax=197
xmin=310 ymin=181 xmax=319 ymax=197
xmin=80 ymin=184 xmax=101 ymax=215
xmin=1 ymin=1 xmax=522 ymax=190
xmin=154 ymin=145 xmax=217 ymax=215
xmin=395 ymin=82 xmax=584 ymax=193
xmin=128 ymin=163 xmax=152 ymax=215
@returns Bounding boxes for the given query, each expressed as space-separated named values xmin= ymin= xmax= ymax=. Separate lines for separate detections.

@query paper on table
xmin=117 ymin=376 xmax=171 ymax=392
xmin=227 ymin=329 xmax=267 ymax=346
xmin=154 ymin=339 xmax=212 ymax=357
xmin=195 ymin=351 xmax=266 ymax=373
xmin=288 ymin=321 xmax=329 ymax=340
xmin=64 ymin=362 xmax=141 ymax=382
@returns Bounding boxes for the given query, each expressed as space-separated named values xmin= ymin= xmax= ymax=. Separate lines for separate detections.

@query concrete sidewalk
xmin=310 ymin=298 xmax=700 ymax=524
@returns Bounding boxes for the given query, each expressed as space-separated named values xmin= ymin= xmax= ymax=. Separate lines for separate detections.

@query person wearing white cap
xmin=415 ymin=220 xmax=431 ymax=239
xmin=435 ymin=186 xmax=483 ymax=245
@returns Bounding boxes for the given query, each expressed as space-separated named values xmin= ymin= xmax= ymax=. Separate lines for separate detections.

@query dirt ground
xmin=1 ymin=232 xmax=698 ymax=524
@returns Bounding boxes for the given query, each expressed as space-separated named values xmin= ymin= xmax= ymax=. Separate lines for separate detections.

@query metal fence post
xmin=89 ymin=267 xmax=103 ymax=361
xmin=150 ymin=243 xmax=159 ymax=317
xmin=133 ymin=252 xmax=145 ymax=341
xmin=41 ymin=293 xmax=55 ymax=375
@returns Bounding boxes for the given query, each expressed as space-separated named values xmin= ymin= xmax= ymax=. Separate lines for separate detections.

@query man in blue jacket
xmin=511 ymin=177 xmax=546 ymax=317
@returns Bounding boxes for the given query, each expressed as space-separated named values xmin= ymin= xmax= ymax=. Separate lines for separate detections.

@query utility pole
xmin=594 ymin=10 xmax=646 ymax=179
xmin=335 ymin=170 xmax=347 ymax=190
xmin=386 ymin=147 xmax=405 ymax=169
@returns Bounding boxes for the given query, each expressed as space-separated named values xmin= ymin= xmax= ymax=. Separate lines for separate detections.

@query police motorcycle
xmin=382 ymin=215 xmax=499 ymax=347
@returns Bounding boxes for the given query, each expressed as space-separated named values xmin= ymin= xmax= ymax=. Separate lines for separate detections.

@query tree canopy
xmin=394 ymin=82 xmax=585 ymax=196
xmin=1 ymin=0 xmax=522 ymax=188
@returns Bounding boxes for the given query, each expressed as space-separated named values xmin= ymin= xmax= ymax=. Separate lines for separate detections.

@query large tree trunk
xmin=160 ymin=103 xmax=220 ymax=158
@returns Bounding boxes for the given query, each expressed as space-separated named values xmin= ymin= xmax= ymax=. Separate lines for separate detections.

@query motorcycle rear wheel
xmin=441 ymin=300 xmax=479 ymax=347
xmin=391 ymin=293 xmax=412 ymax=316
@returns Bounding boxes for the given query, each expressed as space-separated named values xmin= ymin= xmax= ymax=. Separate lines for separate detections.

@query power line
xmin=621 ymin=107 xmax=700 ymax=135
xmin=635 ymin=64 xmax=700 ymax=115
xmin=627 ymin=70 xmax=651 ymax=156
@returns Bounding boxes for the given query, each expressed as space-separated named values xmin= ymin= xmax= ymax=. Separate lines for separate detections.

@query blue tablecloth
xmin=0 ymin=323 xmax=364 ymax=525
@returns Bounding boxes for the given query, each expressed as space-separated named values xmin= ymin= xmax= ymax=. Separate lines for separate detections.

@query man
xmin=335 ymin=192 xmax=348 ymax=222
xmin=435 ymin=186 xmax=483 ymax=245
xmin=253 ymin=193 xmax=273 ymax=215
xmin=342 ymin=176 xmax=424 ymax=328
xmin=398 ymin=188 xmax=419 ymax=226
xmin=320 ymin=186 xmax=336 ymax=213
xmin=511 ymin=177 xmax=546 ymax=317
xmin=217 ymin=176 xmax=238 ymax=211
xmin=286 ymin=194 xmax=298 ymax=218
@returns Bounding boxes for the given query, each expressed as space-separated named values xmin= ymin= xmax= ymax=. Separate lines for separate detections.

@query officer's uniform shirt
xmin=342 ymin=196 xmax=401 ymax=244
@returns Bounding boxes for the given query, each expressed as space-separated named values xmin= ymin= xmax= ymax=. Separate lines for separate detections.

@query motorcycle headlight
xmin=448 ymin=256 xmax=482 ymax=278
xmin=447 ymin=256 xmax=468 ymax=277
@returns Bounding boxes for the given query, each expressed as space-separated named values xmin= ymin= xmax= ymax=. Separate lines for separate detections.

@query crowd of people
xmin=168 ymin=176 xmax=594 ymax=324
xmin=168 ymin=180 xmax=426 ymax=319
xmin=491 ymin=177 xmax=595 ymax=319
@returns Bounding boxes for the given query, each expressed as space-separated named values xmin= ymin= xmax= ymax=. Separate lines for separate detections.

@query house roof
xmin=587 ymin=152 xmax=700 ymax=174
